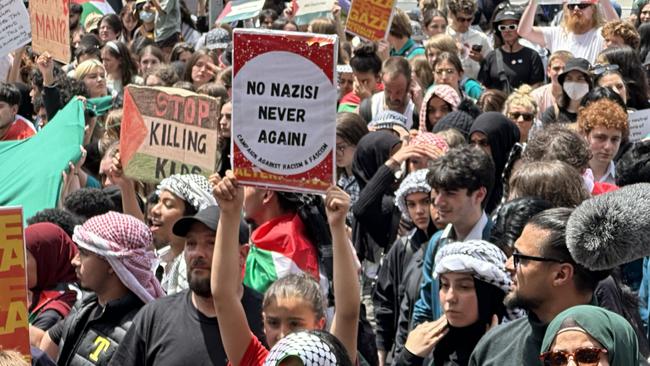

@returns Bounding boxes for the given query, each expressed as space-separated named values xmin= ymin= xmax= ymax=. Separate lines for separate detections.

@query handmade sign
xmin=30 ymin=0 xmax=71 ymax=63
xmin=345 ymin=0 xmax=396 ymax=41
xmin=0 ymin=207 xmax=30 ymax=362
xmin=120 ymin=86 xmax=221 ymax=182
xmin=629 ymin=109 xmax=650 ymax=142
xmin=232 ymin=29 xmax=338 ymax=194
xmin=0 ymin=0 xmax=31 ymax=58
xmin=291 ymin=0 xmax=336 ymax=26
xmin=217 ymin=0 xmax=265 ymax=23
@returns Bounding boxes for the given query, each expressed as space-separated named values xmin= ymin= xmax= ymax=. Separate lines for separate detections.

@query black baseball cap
xmin=172 ymin=205 xmax=250 ymax=244
xmin=558 ymin=57 xmax=593 ymax=86
xmin=494 ymin=7 xmax=522 ymax=23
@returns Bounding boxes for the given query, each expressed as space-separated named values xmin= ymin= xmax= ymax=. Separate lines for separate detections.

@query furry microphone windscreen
xmin=566 ymin=183 xmax=650 ymax=271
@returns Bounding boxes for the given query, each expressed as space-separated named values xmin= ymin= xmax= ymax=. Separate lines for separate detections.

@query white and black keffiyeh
xmin=156 ymin=174 xmax=216 ymax=211
xmin=264 ymin=331 xmax=339 ymax=366
xmin=395 ymin=169 xmax=431 ymax=221
xmin=433 ymin=240 xmax=511 ymax=293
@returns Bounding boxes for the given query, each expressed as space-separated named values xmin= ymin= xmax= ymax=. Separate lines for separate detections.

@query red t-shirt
xmin=229 ymin=334 xmax=268 ymax=366
xmin=1 ymin=116 xmax=36 ymax=141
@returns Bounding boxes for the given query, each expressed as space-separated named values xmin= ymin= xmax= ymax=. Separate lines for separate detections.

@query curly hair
xmin=504 ymin=84 xmax=538 ymax=116
xmin=447 ymin=0 xmax=477 ymax=16
xmin=490 ymin=197 xmax=553 ymax=256
xmin=509 ymin=161 xmax=590 ymax=208
xmin=27 ymin=208 xmax=83 ymax=237
xmin=577 ymin=98 xmax=629 ymax=139
xmin=63 ymin=188 xmax=116 ymax=220
xmin=523 ymin=125 xmax=592 ymax=172
xmin=602 ymin=20 xmax=641 ymax=49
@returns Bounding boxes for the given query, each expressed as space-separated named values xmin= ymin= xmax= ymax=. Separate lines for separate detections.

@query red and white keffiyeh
xmin=73 ymin=212 xmax=165 ymax=303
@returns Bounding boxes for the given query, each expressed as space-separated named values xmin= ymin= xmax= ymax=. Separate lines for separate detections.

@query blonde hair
xmin=0 ymin=349 xmax=29 ymax=366
xmin=410 ymin=55 xmax=434 ymax=89
xmin=504 ymin=85 xmax=538 ymax=116
xmin=425 ymin=34 xmax=458 ymax=55
xmin=75 ymin=59 xmax=105 ymax=80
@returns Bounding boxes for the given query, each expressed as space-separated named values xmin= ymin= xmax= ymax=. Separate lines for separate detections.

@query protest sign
xmin=0 ymin=0 xmax=31 ymax=58
xmin=345 ymin=0 xmax=396 ymax=41
xmin=0 ymin=207 xmax=30 ymax=361
xmin=628 ymin=109 xmax=650 ymax=142
xmin=232 ymin=29 xmax=338 ymax=194
xmin=120 ymin=86 xmax=221 ymax=183
xmin=217 ymin=0 xmax=265 ymax=23
xmin=291 ymin=0 xmax=336 ymax=26
xmin=30 ymin=0 xmax=71 ymax=63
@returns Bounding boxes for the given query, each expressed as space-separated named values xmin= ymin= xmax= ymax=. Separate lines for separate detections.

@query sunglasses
xmin=539 ymin=347 xmax=607 ymax=366
xmin=590 ymin=63 xmax=619 ymax=76
xmin=567 ymin=3 xmax=592 ymax=10
xmin=456 ymin=15 xmax=473 ymax=23
xmin=512 ymin=250 xmax=564 ymax=269
xmin=498 ymin=24 xmax=518 ymax=31
xmin=509 ymin=112 xmax=534 ymax=122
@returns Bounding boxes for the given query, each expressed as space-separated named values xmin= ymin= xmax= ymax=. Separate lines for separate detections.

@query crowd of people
xmin=4 ymin=0 xmax=650 ymax=365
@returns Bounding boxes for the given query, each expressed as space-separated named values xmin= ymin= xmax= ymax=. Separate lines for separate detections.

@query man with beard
xmin=518 ymin=0 xmax=618 ymax=64
xmin=468 ymin=208 xmax=608 ymax=365
xmin=109 ymin=205 xmax=265 ymax=366
xmin=359 ymin=57 xmax=418 ymax=129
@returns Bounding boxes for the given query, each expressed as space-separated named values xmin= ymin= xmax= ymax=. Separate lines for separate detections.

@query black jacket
xmin=57 ymin=292 xmax=144 ymax=366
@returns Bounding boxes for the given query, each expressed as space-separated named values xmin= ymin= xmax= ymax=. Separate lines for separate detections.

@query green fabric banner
xmin=0 ymin=100 xmax=85 ymax=221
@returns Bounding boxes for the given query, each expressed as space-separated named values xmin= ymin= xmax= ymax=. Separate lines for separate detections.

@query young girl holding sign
xmin=210 ymin=171 xmax=360 ymax=365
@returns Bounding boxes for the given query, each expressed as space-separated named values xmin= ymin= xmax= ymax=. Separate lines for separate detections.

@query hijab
xmin=25 ymin=223 xmax=78 ymax=290
xmin=352 ymin=131 xmax=401 ymax=190
xmin=541 ymin=305 xmax=639 ymax=366
xmin=469 ymin=112 xmax=520 ymax=213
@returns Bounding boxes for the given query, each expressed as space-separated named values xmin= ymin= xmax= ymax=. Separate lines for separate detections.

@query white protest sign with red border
xmin=232 ymin=29 xmax=338 ymax=194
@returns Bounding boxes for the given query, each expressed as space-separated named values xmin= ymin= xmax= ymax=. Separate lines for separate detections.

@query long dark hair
xmin=183 ymin=48 xmax=218 ymax=83
xmin=598 ymin=46 xmax=650 ymax=110
xmin=103 ymin=41 xmax=138 ymax=88
xmin=638 ymin=23 xmax=650 ymax=63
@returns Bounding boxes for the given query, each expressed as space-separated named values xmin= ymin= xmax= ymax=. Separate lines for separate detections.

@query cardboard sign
xmin=232 ymin=29 xmax=338 ymax=194
xmin=120 ymin=86 xmax=221 ymax=183
xmin=30 ymin=0 xmax=71 ymax=63
xmin=0 ymin=0 xmax=31 ymax=58
xmin=291 ymin=0 xmax=336 ymax=26
xmin=629 ymin=109 xmax=650 ymax=142
xmin=345 ymin=0 xmax=396 ymax=41
xmin=217 ymin=0 xmax=264 ymax=23
xmin=0 ymin=207 xmax=30 ymax=361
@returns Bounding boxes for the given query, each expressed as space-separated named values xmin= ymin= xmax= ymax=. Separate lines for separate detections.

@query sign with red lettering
xmin=30 ymin=0 xmax=71 ymax=63
xmin=0 ymin=207 xmax=31 ymax=362
xmin=232 ymin=29 xmax=337 ymax=194
xmin=345 ymin=0 xmax=396 ymax=41
xmin=120 ymin=86 xmax=221 ymax=183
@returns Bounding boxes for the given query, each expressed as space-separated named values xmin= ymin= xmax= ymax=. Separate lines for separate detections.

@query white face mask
xmin=563 ymin=81 xmax=589 ymax=101
xmin=139 ymin=11 xmax=155 ymax=23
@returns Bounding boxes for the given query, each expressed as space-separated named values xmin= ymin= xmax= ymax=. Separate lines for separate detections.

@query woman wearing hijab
xmin=396 ymin=240 xmax=510 ymax=365
xmin=540 ymin=305 xmax=640 ymax=366
xmin=25 ymin=223 xmax=79 ymax=345
xmin=469 ymin=112 xmax=520 ymax=214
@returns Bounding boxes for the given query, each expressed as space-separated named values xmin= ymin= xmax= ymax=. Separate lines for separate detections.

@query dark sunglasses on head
xmin=509 ymin=112 xmax=534 ymax=122
xmin=498 ymin=24 xmax=518 ymax=31
xmin=539 ymin=347 xmax=607 ymax=366
xmin=567 ymin=3 xmax=592 ymax=10
xmin=590 ymin=63 xmax=619 ymax=76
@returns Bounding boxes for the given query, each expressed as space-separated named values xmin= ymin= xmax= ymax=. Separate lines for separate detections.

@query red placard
xmin=345 ymin=0 xmax=396 ymax=41
xmin=0 ymin=207 xmax=30 ymax=362
xmin=232 ymin=29 xmax=338 ymax=194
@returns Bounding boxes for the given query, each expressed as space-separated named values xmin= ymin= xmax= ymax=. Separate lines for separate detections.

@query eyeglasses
xmin=539 ymin=347 xmax=607 ymax=366
xmin=512 ymin=250 xmax=564 ymax=269
xmin=434 ymin=68 xmax=457 ymax=76
xmin=455 ymin=15 xmax=473 ymax=23
xmin=498 ymin=24 xmax=518 ymax=32
xmin=567 ymin=3 xmax=592 ymax=11
xmin=590 ymin=63 xmax=619 ymax=76
xmin=509 ymin=112 xmax=534 ymax=122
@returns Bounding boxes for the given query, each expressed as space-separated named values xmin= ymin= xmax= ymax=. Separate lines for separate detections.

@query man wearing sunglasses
xmin=469 ymin=208 xmax=610 ymax=366
xmin=518 ymin=0 xmax=618 ymax=64
xmin=445 ymin=0 xmax=492 ymax=80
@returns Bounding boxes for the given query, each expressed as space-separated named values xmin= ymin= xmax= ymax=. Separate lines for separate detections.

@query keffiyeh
xmin=72 ymin=212 xmax=165 ymax=303
xmin=394 ymin=169 xmax=432 ymax=221
xmin=156 ymin=174 xmax=216 ymax=211
xmin=264 ymin=331 xmax=340 ymax=366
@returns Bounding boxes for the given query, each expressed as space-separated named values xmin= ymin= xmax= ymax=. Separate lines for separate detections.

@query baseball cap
xmin=558 ymin=57 xmax=592 ymax=85
xmin=494 ymin=7 xmax=522 ymax=23
xmin=172 ymin=205 xmax=250 ymax=244
xmin=369 ymin=110 xmax=409 ymax=137
xmin=203 ymin=28 xmax=231 ymax=50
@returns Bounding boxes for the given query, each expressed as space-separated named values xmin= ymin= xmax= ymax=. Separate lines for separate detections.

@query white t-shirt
xmin=447 ymin=27 xmax=492 ymax=80
xmin=541 ymin=26 xmax=605 ymax=64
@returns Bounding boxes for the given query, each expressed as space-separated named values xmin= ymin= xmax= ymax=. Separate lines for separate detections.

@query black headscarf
xmin=352 ymin=131 xmax=401 ymax=190
xmin=433 ymin=279 xmax=507 ymax=366
xmin=469 ymin=112 xmax=519 ymax=213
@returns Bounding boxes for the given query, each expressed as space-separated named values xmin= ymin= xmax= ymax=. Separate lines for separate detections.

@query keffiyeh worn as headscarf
xmin=72 ymin=212 xmax=164 ymax=303
xmin=264 ymin=331 xmax=346 ymax=366
xmin=419 ymin=85 xmax=461 ymax=132
xmin=395 ymin=169 xmax=431 ymax=221
xmin=156 ymin=174 xmax=216 ymax=211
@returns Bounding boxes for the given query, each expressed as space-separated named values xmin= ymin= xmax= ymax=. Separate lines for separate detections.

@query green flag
xmin=0 ymin=99 xmax=85 ymax=221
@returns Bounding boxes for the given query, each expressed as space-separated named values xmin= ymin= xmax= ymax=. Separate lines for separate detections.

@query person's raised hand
xmin=404 ymin=315 xmax=449 ymax=357
xmin=388 ymin=144 xmax=428 ymax=166
xmin=325 ymin=185 xmax=350 ymax=228
xmin=210 ymin=170 xmax=244 ymax=214
xmin=36 ymin=52 xmax=55 ymax=87
xmin=109 ymin=151 xmax=133 ymax=189
xmin=377 ymin=40 xmax=390 ymax=62
xmin=420 ymin=144 xmax=445 ymax=161
xmin=353 ymin=77 xmax=372 ymax=100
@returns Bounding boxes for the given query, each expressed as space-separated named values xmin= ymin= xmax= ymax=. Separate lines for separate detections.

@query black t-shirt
xmin=540 ymin=105 xmax=577 ymax=125
xmin=108 ymin=288 xmax=265 ymax=366
xmin=478 ymin=46 xmax=545 ymax=92
xmin=32 ymin=309 xmax=64 ymax=331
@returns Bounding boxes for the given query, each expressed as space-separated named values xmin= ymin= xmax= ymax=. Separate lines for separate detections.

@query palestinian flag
xmin=217 ymin=0 xmax=264 ymax=24
xmin=72 ymin=0 xmax=116 ymax=26
xmin=243 ymin=213 xmax=329 ymax=295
